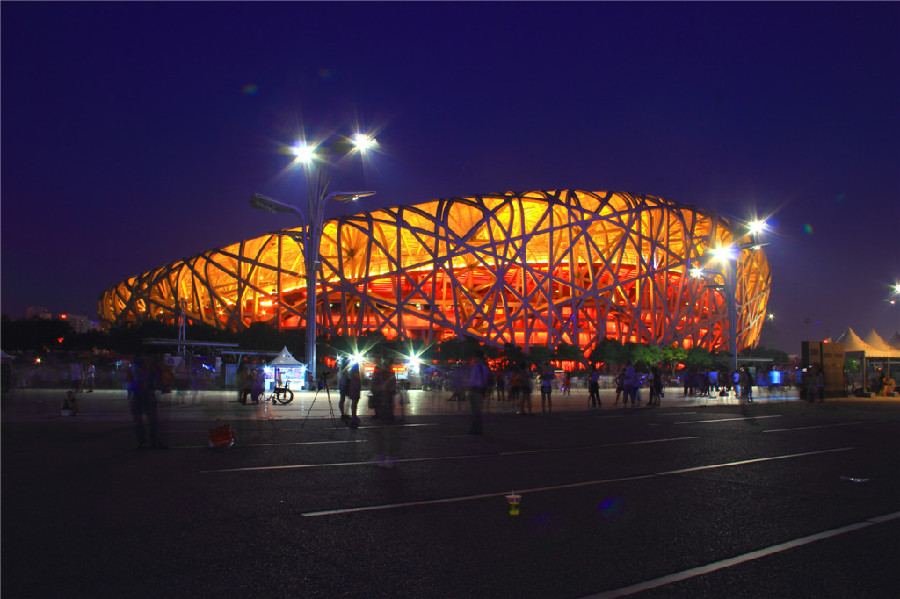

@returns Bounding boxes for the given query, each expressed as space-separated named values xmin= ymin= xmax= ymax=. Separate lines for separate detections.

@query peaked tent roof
xmin=888 ymin=332 xmax=900 ymax=351
xmin=863 ymin=329 xmax=895 ymax=352
xmin=834 ymin=328 xmax=900 ymax=358
xmin=269 ymin=346 xmax=304 ymax=366
xmin=834 ymin=327 xmax=871 ymax=352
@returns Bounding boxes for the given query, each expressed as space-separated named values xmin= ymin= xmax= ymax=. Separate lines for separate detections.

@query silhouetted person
xmin=614 ymin=367 xmax=626 ymax=406
xmin=369 ymin=356 xmax=399 ymax=466
xmin=540 ymin=363 xmax=554 ymax=413
xmin=131 ymin=355 xmax=166 ymax=449
xmin=518 ymin=366 xmax=534 ymax=416
xmin=589 ymin=366 xmax=601 ymax=407
xmin=623 ymin=362 xmax=637 ymax=406
xmin=346 ymin=363 xmax=362 ymax=429
xmin=467 ymin=350 xmax=490 ymax=434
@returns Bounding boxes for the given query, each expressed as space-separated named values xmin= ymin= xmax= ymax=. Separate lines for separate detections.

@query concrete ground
xmin=3 ymin=386 xmax=898 ymax=598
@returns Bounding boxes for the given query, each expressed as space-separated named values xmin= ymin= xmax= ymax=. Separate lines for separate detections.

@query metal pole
xmin=305 ymin=167 xmax=321 ymax=390
xmin=728 ymin=260 xmax=738 ymax=378
xmin=305 ymin=155 xmax=331 ymax=389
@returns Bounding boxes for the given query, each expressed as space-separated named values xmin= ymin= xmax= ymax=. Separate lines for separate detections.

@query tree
xmin=501 ymin=342 xmax=527 ymax=369
xmin=553 ymin=342 xmax=584 ymax=367
xmin=685 ymin=347 xmax=714 ymax=370
xmin=632 ymin=344 xmax=663 ymax=372
xmin=662 ymin=345 xmax=688 ymax=373
xmin=527 ymin=345 xmax=553 ymax=368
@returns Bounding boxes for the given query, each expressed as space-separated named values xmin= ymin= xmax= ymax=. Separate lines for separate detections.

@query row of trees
xmin=1 ymin=315 xmax=789 ymax=373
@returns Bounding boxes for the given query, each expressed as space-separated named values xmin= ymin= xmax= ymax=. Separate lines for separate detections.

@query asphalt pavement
xmin=2 ymin=386 xmax=898 ymax=598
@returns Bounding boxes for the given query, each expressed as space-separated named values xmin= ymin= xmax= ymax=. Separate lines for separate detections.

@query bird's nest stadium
xmin=98 ymin=190 xmax=771 ymax=356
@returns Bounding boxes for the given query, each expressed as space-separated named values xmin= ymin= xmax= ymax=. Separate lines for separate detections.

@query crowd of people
xmin=53 ymin=349 xmax=899 ymax=465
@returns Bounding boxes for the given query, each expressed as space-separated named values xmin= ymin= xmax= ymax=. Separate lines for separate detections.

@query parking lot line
xmin=673 ymin=415 xmax=782 ymax=424
xmin=299 ymin=447 xmax=855 ymax=517
xmin=584 ymin=510 xmax=900 ymax=598
xmin=762 ymin=421 xmax=864 ymax=433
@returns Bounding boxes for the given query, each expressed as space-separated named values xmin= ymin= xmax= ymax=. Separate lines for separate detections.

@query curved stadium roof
xmin=99 ymin=190 xmax=771 ymax=356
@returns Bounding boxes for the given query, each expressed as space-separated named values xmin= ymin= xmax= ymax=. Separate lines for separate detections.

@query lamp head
xmin=249 ymin=193 xmax=302 ymax=216
xmin=748 ymin=219 xmax=767 ymax=236
xmin=326 ymin=190 xmax=376 ymax=203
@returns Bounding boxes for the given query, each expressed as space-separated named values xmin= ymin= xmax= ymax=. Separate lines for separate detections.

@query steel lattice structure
xmin=99 ymin=190 xmax=770 ymax=355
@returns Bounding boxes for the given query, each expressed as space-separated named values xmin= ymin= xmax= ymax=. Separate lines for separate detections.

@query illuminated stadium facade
xmin=99 ymin=190 xmax=771 ymax=357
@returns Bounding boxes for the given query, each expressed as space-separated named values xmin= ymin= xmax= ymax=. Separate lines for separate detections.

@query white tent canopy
xmin=269 ymin=346 xmax=304 ymax=366
xmin=888 ymin=332 xmax=900 ymax=351
xmin=835 ymin=327 xmax=900 ymax=358
xmin=863 ymin=329 xmax=897 ymax=353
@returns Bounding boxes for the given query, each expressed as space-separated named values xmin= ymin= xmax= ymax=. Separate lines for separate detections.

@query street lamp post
xmin=251 ymin=132 xmax=377 ymax=388
xmin=702 ymin=220 xmax=768 ymax=379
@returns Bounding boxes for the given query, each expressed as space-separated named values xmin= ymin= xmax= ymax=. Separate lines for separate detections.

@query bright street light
xmin=748 ymin=219 xmax=767 ymax=236
xmin=251 ymin=131 xmax=378 ymax=387
xmin=700 ymin=220 xmax=770 ymax=380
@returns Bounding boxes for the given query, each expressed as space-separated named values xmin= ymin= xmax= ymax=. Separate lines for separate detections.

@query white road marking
xmin=201 ymin=436 xmax=698 ymax=472
xmin=238 ymin=439 xmax=369 ymax=448
xmin=583 ymin=511 xmax=900 ymax=598
xmin=201 ymin=452 xmax=491 ymax=473
xmin=674 ymin=415 xmax=782 ymax=424
xmin=299 ymin=447 xmax=854 ymax=517
xmin=762 ymin=421 xmax=864 ymax=433
xmin=499 ymin=436 xmax=698 ymax=456
xmin=661 ymin=446 xmax=853 ymax=474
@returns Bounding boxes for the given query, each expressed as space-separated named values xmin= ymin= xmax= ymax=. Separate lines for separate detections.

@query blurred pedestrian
xmin=589 ymin=366 xmax=601 ymax=407
xmin=85 ymin=363 xmax=96 ymax=392
xmin=369 ymin=356 xmax=399 ymax=466
xmin=338 ymin=361 xmax=351 ymax=423
xmin=496 ymin=370 xmax=506 ymax=401
xmin=131 ymin=355 xmax=166 ymax=449
xmin=509 ymin=369 xmax=521 ymax=404
xmin=518 ymin=366 xmax=533 ymax=415
xmin=70 ymin=362 xmax=83 ymax=393
xmin=467 ymin=350 xmax=490 ymax=434
xmin=346 ymin=363 xmax=362 ymax=429
xmin=623 ymin=362 xmax=637 ymax=407
xmin=540 ymin=363 xmax=554 ymax=414
xmin=648 ymin=366 xmax=663 ymax=406
xmin=614 ymin=367 xmax=625 ymax=406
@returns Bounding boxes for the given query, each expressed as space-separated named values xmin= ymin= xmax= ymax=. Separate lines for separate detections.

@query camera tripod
xmin=301 ymin=373 xmax=337 ymax=428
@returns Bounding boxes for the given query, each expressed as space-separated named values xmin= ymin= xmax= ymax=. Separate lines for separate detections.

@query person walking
xmin=467 ymin=350 xmax=490 ymax=434
xmin=85 ymin=363 xmax=96 ymax=392
xmin=540 ymin=364 xmax=554 ymax=414
xmin=648 ymin=366 xmax=663 ymax=406
xmin=623 ymin=362 xmax=637 ymax=407
xmin=369 ymin=356 xmax=399 ymax=466
xmin=70 ymin=362 xmax=84 ymax=393
xmin=131 ymin=355 xmax=166 ymax=450
xmin=496 ymin=370 xmax=506 ymax=402
xmin=346 ymin=363 xmax=362 ymax=428
xmin=518 ymin=366 xmax=534 ymax=415
xmin=589 ymin=366 xmax=601 ymax=408
xmin=614 ymin=367 xmax=626 ymax=406
xmin=338 ymin=361 xmax=351 ymax=423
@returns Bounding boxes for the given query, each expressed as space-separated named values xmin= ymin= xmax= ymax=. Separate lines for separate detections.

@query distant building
xmin=99 ymin=190 xmax=771 ymax=357
xmin=25 ymin=306 xmax=52 ymax=320
xmin=57 ymin=314 xmax=100 ymax=334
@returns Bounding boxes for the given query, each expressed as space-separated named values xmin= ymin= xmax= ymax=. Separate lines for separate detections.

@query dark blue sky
xmin=2 ymin=2 xmax=898 ymax=352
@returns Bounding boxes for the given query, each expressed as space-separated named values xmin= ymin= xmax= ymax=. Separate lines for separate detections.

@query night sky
xmin=2 ymin=2 xmax=898 ymax=353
